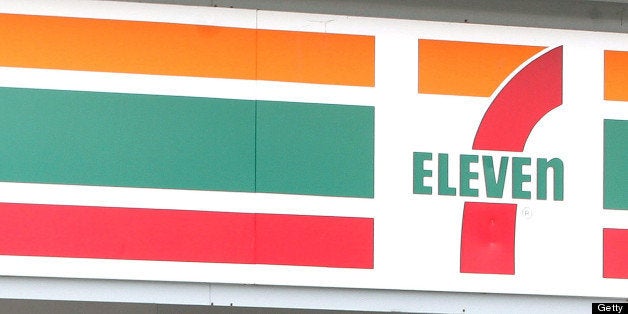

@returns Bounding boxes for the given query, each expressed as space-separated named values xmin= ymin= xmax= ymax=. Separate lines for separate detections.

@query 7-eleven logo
xmin=415 ymin=40 xmax=563 ymax=275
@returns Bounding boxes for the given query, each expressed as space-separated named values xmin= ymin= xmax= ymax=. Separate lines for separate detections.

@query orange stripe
xmin=0 ymin=13 xmax=374 ymax=86
xmin=418 ymin=39 xmax=545 ymax=97
xmin=0 ymin=13 xmax=257 ymax=79
xmin=605 ymin=50 xmax=628 ymax=101
xmin=257 ymin=29 xmax=375 ymax=86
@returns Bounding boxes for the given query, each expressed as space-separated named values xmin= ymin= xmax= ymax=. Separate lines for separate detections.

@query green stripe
xmin=0 ymin=87 xmax=375 ymax=198
xmin=604 ymin=119 xmax=628 ymax=210
xmin=256 ymin=100 xmax=374 ymax=198
xmin=0 ymin=87 xmax=255 ymax=191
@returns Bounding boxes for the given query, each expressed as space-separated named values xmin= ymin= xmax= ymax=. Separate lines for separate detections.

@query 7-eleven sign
xmin=0 ymin=0 xmax=626 ymax=299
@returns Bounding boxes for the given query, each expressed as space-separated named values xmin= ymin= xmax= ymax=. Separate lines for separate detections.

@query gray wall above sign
xmin=104 ymin=0 xmax=628 ymax=33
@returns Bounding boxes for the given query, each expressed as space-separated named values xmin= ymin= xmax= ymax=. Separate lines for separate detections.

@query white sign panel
xmin=0 ymin=0 xmax=626 ymax=298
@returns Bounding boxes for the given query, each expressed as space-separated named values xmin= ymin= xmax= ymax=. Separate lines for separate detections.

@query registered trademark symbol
xmin=521 ymin=207 xmax=532 ymax=219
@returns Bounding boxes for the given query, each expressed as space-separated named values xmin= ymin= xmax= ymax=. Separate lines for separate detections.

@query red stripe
xmin=256 ymin=214 xmax=374 ymax=268
xmin=603 ymin=228 xmax=628 ymax=279
xmin=460 ymin=202 xmax=516 ymax=274
xmin=0 ymin=203 xmax=373 ymax=268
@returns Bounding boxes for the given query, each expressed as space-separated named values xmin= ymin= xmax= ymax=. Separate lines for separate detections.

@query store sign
xmin=0 ymin=0 xmax=626 ymax=298
xmin=413 ymin=153 xmax=564 ymax=200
